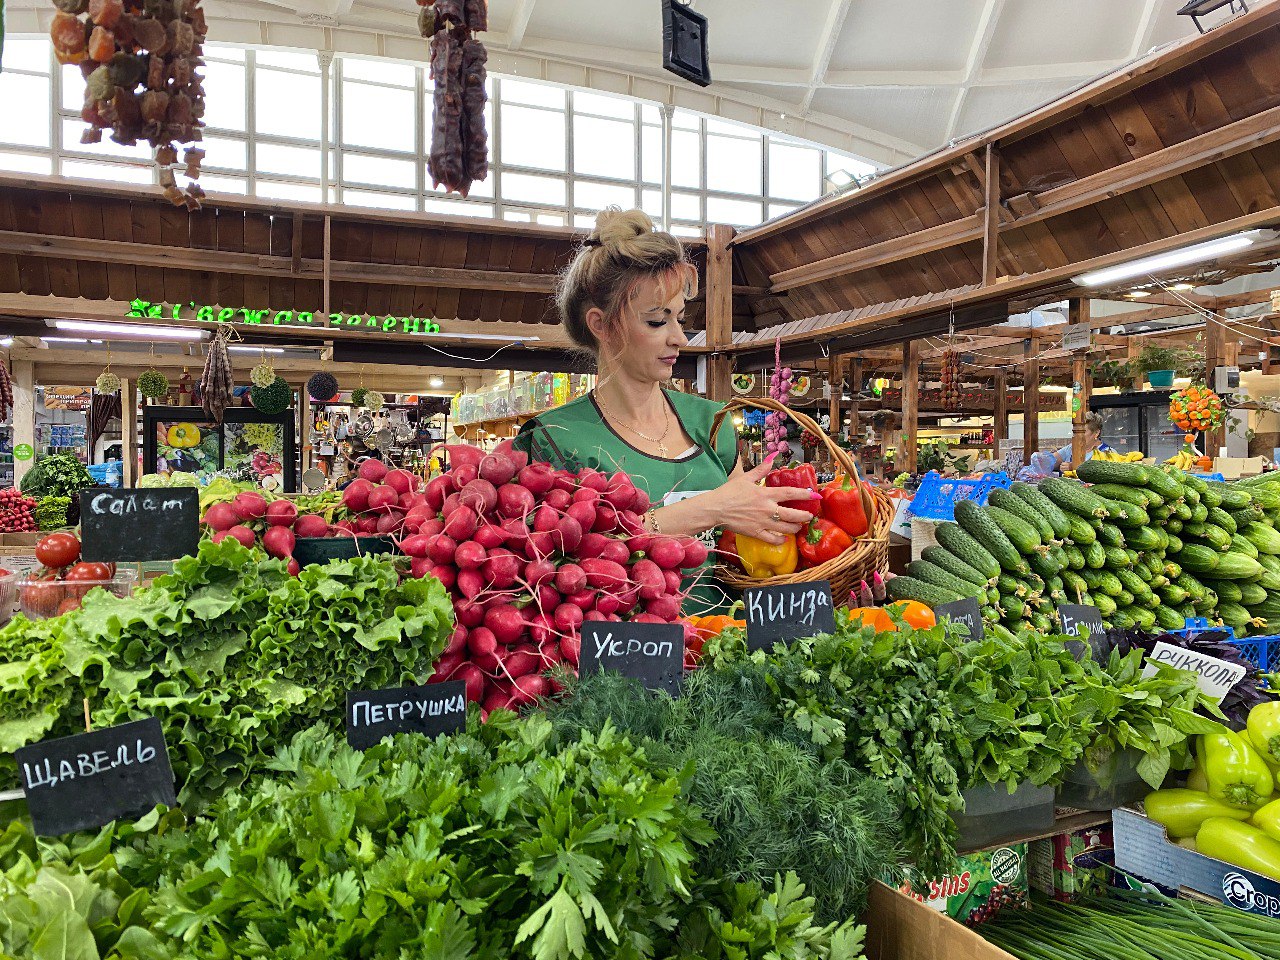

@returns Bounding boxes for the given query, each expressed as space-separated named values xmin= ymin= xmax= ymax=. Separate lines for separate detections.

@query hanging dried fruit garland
xmin=421 ymin=0 xmax=489 ymax=196
xmin=940 ymin=349 xmax=960 ymax=411
xmin=51 ymin=0 xmax=208 ymax=209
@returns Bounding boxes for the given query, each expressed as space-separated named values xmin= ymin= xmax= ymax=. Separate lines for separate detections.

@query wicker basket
xmin=710 ymin=397 xmax=893 ymax=604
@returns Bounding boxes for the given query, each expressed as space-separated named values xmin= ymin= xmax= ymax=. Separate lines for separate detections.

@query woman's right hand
xmin=710 ymin=456 xmax=818 ymax=545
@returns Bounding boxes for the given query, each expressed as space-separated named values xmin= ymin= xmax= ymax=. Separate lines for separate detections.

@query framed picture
xmin=142 ymin=406 xmax=298 ymax=491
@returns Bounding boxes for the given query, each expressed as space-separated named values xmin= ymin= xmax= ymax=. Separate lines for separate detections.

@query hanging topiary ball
xmin=307 ymin=372 xmax=338 ymax=402
xmin=250 ymin=376 xmax=292 ymax=415
xmin=364 ymin=390 xmax=386 ymax=412
xmin=350 ymin=386 xmax=369 ymax=408
xmin=96 ymin=370 xmax=121 ymax=394
xmin=138 ymin=369 xmax=170 ymax=400
xmin=250 ymin=360 xmax=277 ymax=389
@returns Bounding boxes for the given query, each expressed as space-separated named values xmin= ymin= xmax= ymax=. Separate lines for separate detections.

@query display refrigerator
xmin=142 ymin=406 xmax=297 ymax=492
xmin=1089 ymin=391 xmax=1185 ymax=464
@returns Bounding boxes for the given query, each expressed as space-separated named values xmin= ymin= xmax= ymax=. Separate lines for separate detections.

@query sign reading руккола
xmin=345 ymin=682 xmax=467 ymax=750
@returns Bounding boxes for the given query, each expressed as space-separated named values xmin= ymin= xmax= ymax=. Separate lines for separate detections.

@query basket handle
xmin=711 ymin=396 xmax=874 ymax=523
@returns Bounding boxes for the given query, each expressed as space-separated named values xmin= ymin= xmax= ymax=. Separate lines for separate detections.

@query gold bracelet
xmin=646 ymin=508 xmax=661 ymax=534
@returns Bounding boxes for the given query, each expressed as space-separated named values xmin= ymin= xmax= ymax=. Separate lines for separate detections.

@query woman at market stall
xmin=1054 ymin=412 xmax=1110 ymax=471
xmin=515 ymin=208 xmax=819 ymax=612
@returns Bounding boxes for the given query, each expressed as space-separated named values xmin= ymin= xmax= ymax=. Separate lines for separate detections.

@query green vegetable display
xmin=18 ymin=453 xmax=93 ymax=502
xmin=33 ymin=495 xmax=70 ymax=530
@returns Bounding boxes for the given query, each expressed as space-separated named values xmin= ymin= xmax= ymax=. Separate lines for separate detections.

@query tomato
xmin=21 ymin=581 xmax=64 ymax=618
xmin=35 ymin=532 xmax=81 ymax=571
xmin=66 ymin=562 xmax=112 ymax=582
xmin=56 ymin=596 xmax=82 ymax=616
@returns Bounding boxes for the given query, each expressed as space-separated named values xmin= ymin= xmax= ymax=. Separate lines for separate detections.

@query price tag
xmin=345 ymin=681 xmax=467 ymax=750
xmin=935 ymin=596 xmax=984 ymax=640
xmin=1141 ymin=642 xmax=1247 ymax=703
xmin=15 ymin=718 xmax=176 ymax=836
xmin=79 ymin=489 xmax=200 ymax=563
xmin=579 ymin=621 xmax=684 ymax=696
xmin=744 ymin=580 xmax=836 ymax=651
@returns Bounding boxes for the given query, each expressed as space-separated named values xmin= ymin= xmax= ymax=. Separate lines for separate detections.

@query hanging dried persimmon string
xmin=50 ymin=0 xmax=209 ymax=209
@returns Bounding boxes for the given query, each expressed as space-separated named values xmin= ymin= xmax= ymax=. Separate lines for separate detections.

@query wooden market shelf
xmin=454 ymin=405 xmax=557 ymax=438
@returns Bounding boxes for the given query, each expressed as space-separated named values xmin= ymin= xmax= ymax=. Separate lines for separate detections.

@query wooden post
xmin=849 ymin=356 xmax=863 ymax=440
xmin=120 ymin=378 xmax=137 ymax=488
xmin=12 ymin=359 xmax=35 ymax=487
xmin=299 ymin=385 xmax=312 ymax=476
xmin=705 ymin=223 xmax=735 ymax=402
xmin=1070 ymin=299 xmax=1092 ymax=467
xmin=982 ymin=144 xmax=1001 ymax=286
xmin=827 ymin=354 xmax=843 ymax=438
xmin=1023 ymin=338 xmax=1040 ymax=463
xmin=1126 ymin=339 xmax=1144 ymax=391
xmin=901 ymin=341 xmax=920 ymax=474
xmin=993 ymin=370 xmax=1008 ymax=456
xmin=1206 ymin=315 xmax=1227 ymax=455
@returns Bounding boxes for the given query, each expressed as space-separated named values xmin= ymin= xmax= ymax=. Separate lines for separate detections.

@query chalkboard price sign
xmin=79 ymin=489 xmax=200 ymax=563
xmin=744 ymin=580 xmax=836 ymax=651
xmin=579 ymin=621 xmax=684 ymax=695
xmin=346 ymin=682 xmax=467 ymax=750
xmin=15 ymin=718 xmax=176 ymax=836
xmin=935 ymin=596 xmax=984 ymax=640
xmin=1057 ymin=603 xmax=1105 ymax=639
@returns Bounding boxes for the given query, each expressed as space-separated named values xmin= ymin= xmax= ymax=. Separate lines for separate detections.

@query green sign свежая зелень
xmin=127 ymin=300 xmax=442 ymax=337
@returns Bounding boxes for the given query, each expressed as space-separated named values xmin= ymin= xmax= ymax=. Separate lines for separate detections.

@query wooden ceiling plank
xmin=39 ymin=193 xmax=81 ymax=300
xmin=214 ymin=210 xmax=245 ymax=308
xmin=12 ymin=191 xmax=52 ymax=298
xmin=268 ymin=214 xmax=297 ymax=314
xmin=159 ymin=203 xmax=193 ymax=309
xmin=0 ymin=189 xmax=21 ymax=294
xmin=241 ymin=214 xmax=273 ymax=309
xmin=129 ymin=201 xmax=164 ymax=307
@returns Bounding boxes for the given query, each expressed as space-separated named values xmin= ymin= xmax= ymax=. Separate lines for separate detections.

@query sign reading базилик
xmin=127 ymin=299 xmax=442 ymax=337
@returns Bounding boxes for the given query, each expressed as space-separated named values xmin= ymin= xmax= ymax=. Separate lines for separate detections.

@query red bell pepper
xmin=821 ymin=473 xmax=869 ymax=538
xmin=798 ymin=517 xmax=852 ymax=568
xmin=765 ymin=463 xmax=821 ymax=517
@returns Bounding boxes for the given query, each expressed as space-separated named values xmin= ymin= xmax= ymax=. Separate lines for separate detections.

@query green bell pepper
xmin=1187 ymin=751 xmax=1209 ymax=792
xmin=1202 ymin=729 xmax=1274 ymax=809
xmin=1145 ymin=788 xmax=1252 ymax=839
xmin=1197 ymin=818 xmax=1280 ymax=882
xmin=1248 ymin=701 xmax=1280 ymax=766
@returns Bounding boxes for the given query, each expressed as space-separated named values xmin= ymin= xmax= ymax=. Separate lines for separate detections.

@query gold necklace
xmin=596 ymin=391 xmax=672 ymax=457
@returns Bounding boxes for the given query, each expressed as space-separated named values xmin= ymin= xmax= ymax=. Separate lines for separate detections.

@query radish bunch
xmin=410 ymin=442 xmax=708 ymax=714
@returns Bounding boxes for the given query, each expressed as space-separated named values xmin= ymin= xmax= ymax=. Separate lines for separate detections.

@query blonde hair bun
xmin=592 ymin=206 xmax=659 ymax=259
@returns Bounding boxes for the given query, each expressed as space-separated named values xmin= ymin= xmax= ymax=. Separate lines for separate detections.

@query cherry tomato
xmin=35 ymin=532 xmax=81 ymax=571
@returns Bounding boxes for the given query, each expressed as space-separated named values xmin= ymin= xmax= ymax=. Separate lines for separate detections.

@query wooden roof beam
xmin=765 ymin=102 xmax=1280 ymax=294
xmin=0 ymin=230 xmax=559 ymax=295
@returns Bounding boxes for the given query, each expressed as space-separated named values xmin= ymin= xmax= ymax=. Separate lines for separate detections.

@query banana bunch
xmin=1164 ymin=449 xmax=1198 ymax=470
xmin=1094 ymin=449 xmax=1145 ymax=463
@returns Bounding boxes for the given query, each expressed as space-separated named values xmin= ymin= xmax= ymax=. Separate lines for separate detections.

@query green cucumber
xmin=934 ymin=523 xmax=1002 ymax=580
xmin=1074 ymin=460 xmax=1153 ymax=487
xmin=1208 ymin=482 xmax=1253 ymax=511
xmin=1066 ymin=516 xmax=1097 ymax=545
xmin=984 ymin=505 xmax=1046 ymax=555
xmin=954 ymin=500 xmax=1028 ymax=573
xmin=1210 ymin=551 xmax=1264 ymax=580
xmin=1124 ymin=527 xmax=1164 ymax=552
xmin=1041 ymin=477 xmax=1111 ymax=519
xmin=1230 ymin=533 xmax=1259 ymax=560
xmin=1241 ymin=521 xmax=1280 ymax=555
xmin=1207 ymin=507 xmax=1238 ymax=536
xmin=988 ymin=487 xmax=1058 ymax=543
xmin=921 ymin=546 xmax=993 ymax=587
xmin=908 ymin=560 xmax=986 ymax=599
xmin=886 ymin=576 xmax=962 ymax=607
xmin=1238 ymin=581 xmax=1268 ymax=606
xmin=1097 ymin=524 xmax=1126 ymax=548
xmin=1010 ymin=481 xmax=1072 ymax=540
xmin=1084 ymin=540 xmax=1107 ymax=569
xmin=1208 ymin=579 xmax=1243 ymax=604
xmin=1089 ymin=484 xmax=1155 ymax=508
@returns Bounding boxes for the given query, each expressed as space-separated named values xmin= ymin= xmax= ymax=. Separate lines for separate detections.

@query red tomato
xmin=21 ymin=581 xmax=64 ymax=618
xmin=65 ymin=562 xmax=112 ymax=583
xmin=34 ymin=532 xmax=81 ymax=571
xmin=56 ymin=596 xmax=82 ymax=616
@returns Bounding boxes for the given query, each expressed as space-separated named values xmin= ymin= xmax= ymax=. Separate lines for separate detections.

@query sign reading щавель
xmin=127 ymin=300 xmax=442 ymax=337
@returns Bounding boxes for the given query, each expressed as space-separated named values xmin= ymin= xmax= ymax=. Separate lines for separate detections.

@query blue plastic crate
xmin=1190 ymin=472 xmax=1225 ymax=482
xmin=1228 ymin=634 xmax=1278 ymax=672
xmin=906 ymin=471 xmax=1012 ymax=522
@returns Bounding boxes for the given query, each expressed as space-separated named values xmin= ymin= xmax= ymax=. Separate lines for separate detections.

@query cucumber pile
xmin=887 ymin=460 xmax=1280 ymax=638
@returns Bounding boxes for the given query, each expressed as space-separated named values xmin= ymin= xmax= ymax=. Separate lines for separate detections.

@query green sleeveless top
xmin=514 ymin=389 xmax=739 ymax=615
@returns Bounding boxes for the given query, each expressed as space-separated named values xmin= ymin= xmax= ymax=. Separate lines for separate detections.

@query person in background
xmin=1054 ymin=412 xmax=1109 ymax=472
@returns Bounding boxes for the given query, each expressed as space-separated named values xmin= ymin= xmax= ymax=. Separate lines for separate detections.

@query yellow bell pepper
xmin=735 ymin=533 xmax=798 ymax=579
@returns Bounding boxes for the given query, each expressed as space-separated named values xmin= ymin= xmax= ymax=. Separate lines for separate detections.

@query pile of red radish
xmin=201 ymin=458 xmax=430 ymax=574
xmin=410 ymin=442 xmax=708 ymax=715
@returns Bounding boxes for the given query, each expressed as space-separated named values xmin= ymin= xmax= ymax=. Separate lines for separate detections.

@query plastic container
xmin=1056 ymin=748 xmax=1147 ymax=811
xmin=293 ymin=535 xmax=397 ymax=566
xmin=1229 ymin=633 xmax=1279 ymax=672
xmin=1147 ymin=370 xmax=1175 ymax=388
xmin=15 ymin=570 xmax=139 ymax=620
xmin=1190 ymin=472 xmax=1226 ymax=482
xmin=906 ymin=471 xmax=1012 ymax=522
xmin=952 ymin=780 xmax=1055 ymax=851
xmin=0 ymin=570 xmax=18 ymax=627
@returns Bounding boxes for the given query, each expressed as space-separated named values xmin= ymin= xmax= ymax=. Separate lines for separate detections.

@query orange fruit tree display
xmin=1169 ymin=383 xmax=1227 ymax=433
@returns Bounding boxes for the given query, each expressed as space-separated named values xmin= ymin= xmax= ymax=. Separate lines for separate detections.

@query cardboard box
xmin=864 ymin=882 xmax=1014 ymax=960
xmin=1213 ymin=456 xmax=1270 ymax=479
xmin=1029 ymin=825 xmax=1114 ymax=902
xmin=892 ymin=844 xmax=1029 ymax=926
xmin=1112 ymin=807 xmax=1280 ymax=918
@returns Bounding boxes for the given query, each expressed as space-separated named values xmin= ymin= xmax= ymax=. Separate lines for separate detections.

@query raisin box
xmin=1028 ymin=825 xmax=1115 ymax=903
xmin=893 ymin=844 xmax=1029 ymax=926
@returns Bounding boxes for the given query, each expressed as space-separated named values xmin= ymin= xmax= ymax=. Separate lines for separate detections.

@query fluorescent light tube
xmin=54 ymin=320 xmax=204 ymax=340
xmin=41 ymin=336 xmax=91 ymax=344
xmin=1074 ymin=234 xmax=1256 ymax=287
xmin=228 ymin=346 xmax=285 ymax=354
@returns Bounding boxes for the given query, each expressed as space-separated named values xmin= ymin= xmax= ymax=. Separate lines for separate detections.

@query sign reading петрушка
xmin=126 ymin=299 xmax=442 ymax=337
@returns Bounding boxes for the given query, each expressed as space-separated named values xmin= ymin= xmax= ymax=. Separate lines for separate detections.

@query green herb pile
xmin=0 ymin=537 xmax=454 ymax=808
xmin=982 ymin=888 xmax=1280 ymax=960
xmin=18 ymin=453 xmax=93 ymax=501
xmin=705 ymin=611 xmax=1221 ymax=878
xmin=33 ymin=495 xmax=70 ymax=530
xmin=0 ymin=716 xmax=865 ymax=960
xmin=545 ymin=668 xmax=904 ymax=923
